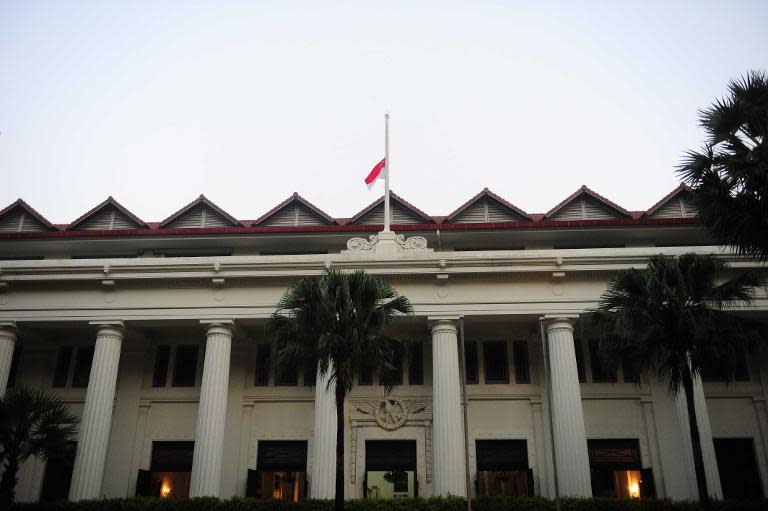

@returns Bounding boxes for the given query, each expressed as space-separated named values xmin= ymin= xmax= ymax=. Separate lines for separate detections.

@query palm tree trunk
xmin=681 ymin=368 xmax=710 ymax=510
xmin=334 ymin=380 xmax=345 ymax=511
xmin=0 ymin=453 xmax=20 ymax=507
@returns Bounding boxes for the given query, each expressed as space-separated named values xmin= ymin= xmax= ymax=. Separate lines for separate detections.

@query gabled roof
xmin=253 ymin=193 xmax=336 ymax=226
xmin=159 ymin=195 xmax=243 ymax=229
xmin=444 ymin=188 xmax=532 ymax=223
xmin=545 ymin=185 xmax=631 ymax=220
xmin=0 ymin=198 xmax=58 ymax=232
xmin=644 ymin=184 xmax=695 ymax=218
xmin=67 ymin=196 xmax=148 ymax=231
xmin=348 ymin=191 xmax=435 ymax=225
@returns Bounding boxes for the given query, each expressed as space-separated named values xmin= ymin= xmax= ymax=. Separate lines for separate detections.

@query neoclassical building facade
xmin=0 ymin=185 xmax=766 ymax=502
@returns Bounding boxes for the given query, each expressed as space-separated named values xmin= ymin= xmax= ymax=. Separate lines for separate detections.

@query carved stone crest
xmin=374 ymin=398 xmax=408 ymax=430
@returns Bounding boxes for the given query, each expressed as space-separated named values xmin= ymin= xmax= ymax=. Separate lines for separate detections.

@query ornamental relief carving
xmin=351 ymin=397 xmax=431 ymax=429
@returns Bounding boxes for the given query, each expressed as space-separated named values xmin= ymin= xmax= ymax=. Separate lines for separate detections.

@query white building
xmin=0 ymin=185 xmax=765 ymax=502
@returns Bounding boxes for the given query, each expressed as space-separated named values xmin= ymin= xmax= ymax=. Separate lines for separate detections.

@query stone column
xmin=544 ymin=317 xmax=592 ymax=497
xmin=190 ymin=321 xmax=233 ymax=497
xmin=310 ymin=366 xmax=337 ymax=498
xmin=675 ymin=374 xmax=723 ymax=499
xmin=430 ymin=318 xmax=466 ymax=496
xmin=69 ymin=321 xmax=124 ymax=501
xmin=0 ymin=322 xmax=17 ymax=396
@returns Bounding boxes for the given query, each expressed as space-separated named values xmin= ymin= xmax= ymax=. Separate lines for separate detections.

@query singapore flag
xmin=364 ymin=158 xmax=386 ymax=190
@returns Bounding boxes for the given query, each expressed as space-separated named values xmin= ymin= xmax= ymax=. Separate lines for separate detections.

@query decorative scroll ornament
xmin=395 ymin=234 xmax=428 ymax=250
xmin=374 ymin=398 xmax=408 ymax=430
xmin=346 ymin=235 xmax=379 ymax=251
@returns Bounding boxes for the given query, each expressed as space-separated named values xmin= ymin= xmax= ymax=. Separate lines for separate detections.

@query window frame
xmin=482 ymin=340 xmax=510 ymax=384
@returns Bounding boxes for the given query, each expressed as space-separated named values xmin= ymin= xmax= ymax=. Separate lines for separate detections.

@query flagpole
xmin=384 ymin=113 xmax=391 ymax=232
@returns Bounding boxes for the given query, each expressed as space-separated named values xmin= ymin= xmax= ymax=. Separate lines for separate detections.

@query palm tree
xmin=678 ymin=70 xmax=768 ymax=261
xmin=585 ymin=253 xmax=766 ymax=508
xmin=0 ymin=386 xmax=79 ymax=506
xmin=267 ymin=268 xmax=413 ymax=511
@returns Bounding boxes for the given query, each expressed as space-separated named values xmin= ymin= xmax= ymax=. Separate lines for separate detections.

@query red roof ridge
xmin=444 ymin=188 xmax=532 ymax=223
xmin=252 ymin=193 xmax=337 ymax=226
xmin=67 ymin=196 xmax=149 ymax=231
xmin=159 ymin=195 xmax=243 ymax=228
xmin=0 ymin=198 xmax=58 ymax=231
xmin=545 ymin=186 xmax=631 ymax=219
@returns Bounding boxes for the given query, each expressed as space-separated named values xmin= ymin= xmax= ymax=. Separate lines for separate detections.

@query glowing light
xmin=626 ymin=471 xmax=641 ymax=499
xmin=161 ymin=481 xmax=172 ymax=498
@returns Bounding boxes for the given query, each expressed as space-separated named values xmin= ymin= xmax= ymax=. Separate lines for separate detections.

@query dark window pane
xmin=152 ymin=345 xmax=170 ymax=387
xmin=255 ymin=344 xmax=271 ymax=386
xmin=358 ymin=367 xmax=373 ymax=385
xmin=483 ymin=341 xmax=509 ymax=384
xmin=40 ymin=442 xmax=76 ymax=501
xmin=71 ymin=346 xmax=94 ymax=388
xmin=276 ymin=359 xmax=298 ymax=386
xmin=587 ymin=439 xmax=641 ymax=468
xmin=151 ymin=441 xmax=195 ymax=471
xmin=408 ymin=344 xmax=424 ymax=385
xmin=257 ymin=441 xmax=308 ymax=471
xmin=464 ymin=341 xmax=478 ymax=384
xmin=172 ymin=345 xmax=198 ymax=387
xmin=589 ymin=340 xmax=617 ymax=383
xmin=303 ymin=358 xmax=317 ymax=387
xmin=7 ymin=346 xmax=22 ymax=388
xmin=512 ymin=341 xmax=530 ymax=384
xmin=53 ymin=346 xmax=72 ymax=387
xmin=381 ymin=352 xmax=403 ymax=386
xmin=701 ymin=351 xmax=750 ymax=382
xmin=476 ymin=440 xmax=528 ymax=470
xmin=574 ymin=338 xmax=586 ymax=383
xmin=365 ymin=440 xmax=417 ymax=471
xmin=714 ymin=438 xmax=763 ymax=499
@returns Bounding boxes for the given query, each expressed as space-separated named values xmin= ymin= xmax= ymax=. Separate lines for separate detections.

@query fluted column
xmin=0 ymin=322 xmax=17 ymax=396
xmin=430 ymin=318 xmax=466 ymax=496
xmin=69 ymin=321 xmax=124 ymax=501
xmin=545 ymin=318 xmax=592 ymax=497
xmin=675 ymin=373 xmax=723 ymax=499
xmin=310 ymin=366 xmax=337 ymax=498
xmin=190 ymin=321 xmax=233 ymax=497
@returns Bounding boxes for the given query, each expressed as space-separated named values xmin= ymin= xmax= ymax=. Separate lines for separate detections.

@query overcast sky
xmin=1 ymin=1 xmax=766 ymax=223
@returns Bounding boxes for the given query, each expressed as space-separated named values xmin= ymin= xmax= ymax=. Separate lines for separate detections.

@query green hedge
xmin=12 ymin=496 xmax=768 ymax=511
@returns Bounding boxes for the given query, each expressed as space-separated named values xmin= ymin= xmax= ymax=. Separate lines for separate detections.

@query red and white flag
xmin=365 ymin=157 xmax=386 ymax=189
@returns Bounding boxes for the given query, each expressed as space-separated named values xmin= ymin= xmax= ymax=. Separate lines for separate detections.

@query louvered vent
xmin=453 ymin=199 xmax=522 ymax=224
xmin=355 ymin=201 xmax=424 ymax=225
xmin=649 ymin=194 xmax=697 ymax=219
xmin=550 ymin=197 xmax=622 ymax=221
xmin=166 ymin=205 xmax=234 ymax=228
xmin=261 ymin=204 xmax=329 ymax=227
xmin=0 ymin=209 xmax=49 ymax=232
xmin=75 ymin=207 xmax=141 ymax=230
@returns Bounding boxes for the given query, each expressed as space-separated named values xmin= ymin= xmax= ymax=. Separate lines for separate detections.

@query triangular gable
xmin=0 ymin=199 xmax=57 ymax=232
xmin=349 ymin=192 xmax=434 ymax=225
xmin=160 ymin=195 xmax=243 ymax=229
xmin=254 ymin=193 xmax=336 ymax=227
xmin=545 ymin=186 xmax=631 ymax=221
xmin=445 ymin=188 xmax=531 ymax=224
xmin=68 ymin=197 xmax=148 ymax=231
xmin=644 ymin=184 xmax=697 ymax=219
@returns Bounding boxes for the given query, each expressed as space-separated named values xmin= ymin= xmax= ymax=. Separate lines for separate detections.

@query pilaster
xmin=0 ymin=321 xmax=17 ymax=396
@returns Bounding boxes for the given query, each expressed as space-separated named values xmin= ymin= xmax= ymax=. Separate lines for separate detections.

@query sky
xmin=1 ymin=0 xmax=767 ymax=224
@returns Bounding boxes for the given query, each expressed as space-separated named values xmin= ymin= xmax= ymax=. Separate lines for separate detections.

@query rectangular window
xmin=358 ymin=367 xmax=373 ymax=385
xmin=172 ymin=345 xmax=198 ymax=387
xmin=713 ymin=438 xmax=763 ymax=499
xmin=483 ymin=341 xmax=509 ymax=384
xmin=152 ymin=345 xmax=171 ymax=387
xmin=701 ymin=351 xmax=750 ymax=382
xmin=7 ymin=347 xmax=22 ymax=388
xmin=276 ymin=359 xmax=298 ymax=386
xmin=71 ymin=346 xmax=94 ymax=388
xmin=588 ymin=439 xmax=651 ymax=499
xmin=380 ymin=352 xmax=403 ymax=386
xmin=303 ymin=359 xmax=317 ymax=387
xmin=53 ymin=346 xmax=73 ymax=388
xmin=408 ymin=343 xmax=424 ymax=385
xmin=255 ymin=344 xmax=271 ymax=386
xmin=136 ymin=441 xmax=194 ymax=498
xmin=464 ymin=341 xmax=478 ymax=384
xmin=40 ymin=442 xmax=76 ymax=502
xmin=512 ymin=341 xmax=530 ymax=384
xmin=250 ymin=440 xmax=308 ymax=501
xmin=365 ymin=440 xmax=417 ymax=499
xmin=622 ymin=355 xmax=641 ymax=383
xmin=476 ymin=439 xmax=531 ymax=497
xmin=589 ymin=340 xmax=617 ymax=383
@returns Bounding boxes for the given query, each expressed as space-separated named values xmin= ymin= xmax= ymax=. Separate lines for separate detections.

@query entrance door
xmin=365 ymin=440 xmax=417 ymax=499
xmin=248 ymin=440 xmax=308 ymax=501
xmin=713 ymin=438 xmax=763 ymax=499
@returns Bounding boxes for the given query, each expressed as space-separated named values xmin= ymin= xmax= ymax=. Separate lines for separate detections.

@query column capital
xmin=427 ymin=316 xmax=459 ymax=335
xmin=0 ymin=321 xmax=17 ymax=337
xmin=542 ymin=315 xmax=577 ymax=333
xmin=200 ymin=320 xmax=234 ymax=337
xmin=89 ymin=320 xmax=125 ymax=338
